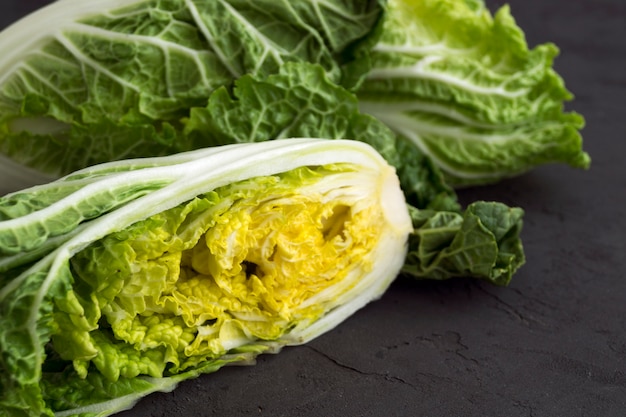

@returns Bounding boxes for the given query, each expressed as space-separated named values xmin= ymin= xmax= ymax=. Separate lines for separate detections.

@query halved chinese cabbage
xmin=0 ymin=138 xmax=411 ymax=417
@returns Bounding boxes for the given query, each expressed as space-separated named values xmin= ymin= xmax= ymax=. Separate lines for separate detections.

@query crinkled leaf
xmin=403 ymin=201 xmax=525 ymax=285
xmin=0 ymin=0 xmax=384 ymax=183
xmin=357 ymin=0 xmax=589 ymax=185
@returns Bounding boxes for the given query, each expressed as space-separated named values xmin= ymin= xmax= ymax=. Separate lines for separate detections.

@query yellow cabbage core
xmin=175 ymin=192 xmax=381 ymax=356
xmin=166 ymin=166 xmax=383 ymax=357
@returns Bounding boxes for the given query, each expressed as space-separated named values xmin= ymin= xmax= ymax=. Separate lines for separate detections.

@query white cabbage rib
xmin=0 ymin=0 xmax=133 ymax=84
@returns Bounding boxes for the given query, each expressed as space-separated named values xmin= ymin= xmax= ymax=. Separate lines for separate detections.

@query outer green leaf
xmin=0 ymin=0 xmax=384 ymax=185
xmin=356 ymin=0 xmax=590 ymax=185
xmin=42 ymin=348 xmax=265 ymax=417
xmin=403 ymin=201 xmax=525 ymax=285
xmin=185 ymin=62 xmax=399 ymax=159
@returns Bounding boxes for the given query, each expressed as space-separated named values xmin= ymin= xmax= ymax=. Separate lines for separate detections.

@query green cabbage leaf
xmin=355 ymin=0 xmax=590 ymax=185
xmin=404 ymin=201 xmax=524 ymax=285
xmin=0 ymin=0 xmax=383 ymax=185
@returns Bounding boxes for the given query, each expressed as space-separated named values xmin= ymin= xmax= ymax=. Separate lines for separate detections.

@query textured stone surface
xmin=2 ymin=0 xmax=624 ymax=416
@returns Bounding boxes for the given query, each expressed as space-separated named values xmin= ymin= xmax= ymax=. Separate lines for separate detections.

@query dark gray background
xmin=2 ymin=1 xmax=625 ymax=416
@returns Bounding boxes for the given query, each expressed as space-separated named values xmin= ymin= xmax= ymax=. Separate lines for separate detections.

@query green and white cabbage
xmin=0 ymin=0 xmax=589 ymax=191
xmin=0 ymin=138 xmax=413 ymax=416
xmin=355 ymin=0 xmax=590 ymax=185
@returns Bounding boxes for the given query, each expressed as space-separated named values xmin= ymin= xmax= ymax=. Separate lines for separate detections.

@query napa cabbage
xmin=0 ymin=0 xmax=588 ymax=191
xmin=0 ymin=139 xmax=414 ymax=416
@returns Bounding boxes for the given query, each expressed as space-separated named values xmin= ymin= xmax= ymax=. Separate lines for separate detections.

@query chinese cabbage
xmin=0 ymin=139 xmax=412 ymax=416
